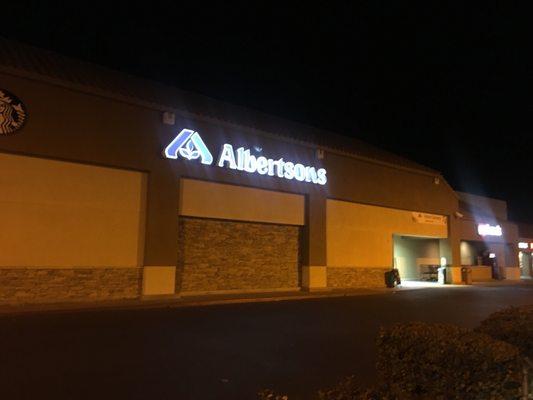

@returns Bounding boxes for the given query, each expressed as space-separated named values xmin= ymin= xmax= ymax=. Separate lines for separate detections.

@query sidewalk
xmin=473 ymin=278 xmax=533 ymax=287
xmin=0 ymin=285 xmax=415 ymax=316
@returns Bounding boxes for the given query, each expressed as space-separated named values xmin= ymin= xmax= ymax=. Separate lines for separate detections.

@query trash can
xmin=438 ymin=266 xmax=447 ymax=284
xmin=384 ymin=270 xmax=395 ymax=288
xmin=461 ymin=267 xmax=472 ymax=285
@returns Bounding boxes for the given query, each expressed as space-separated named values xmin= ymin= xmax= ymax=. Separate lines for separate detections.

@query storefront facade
xmin=457 ymin=192 xmax=521 ymax=281
xmin=0 ymin=39 xmax=520 ymax=305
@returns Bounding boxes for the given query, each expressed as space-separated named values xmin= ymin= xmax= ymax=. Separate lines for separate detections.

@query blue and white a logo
xmin=164 ymin=129 xmax=213 ymax=165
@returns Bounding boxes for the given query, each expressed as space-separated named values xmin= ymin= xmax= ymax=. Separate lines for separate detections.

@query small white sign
xmin=411 ymin=212 xmax=447 ymax=226
xmin=477 ymin=224 xmax=502 ymax=237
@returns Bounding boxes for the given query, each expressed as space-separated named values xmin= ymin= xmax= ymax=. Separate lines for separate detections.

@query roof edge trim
xmin=1 ymin=65 xmax=444 ymax=179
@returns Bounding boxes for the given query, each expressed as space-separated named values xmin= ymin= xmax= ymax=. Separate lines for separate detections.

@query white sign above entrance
xmin=411 ymin=212 xmax=447 ymax=226
xmin=477 ymin=224 xmax=502 ymax=237
xmin=164 ymin=128 xmax=328 ymax=185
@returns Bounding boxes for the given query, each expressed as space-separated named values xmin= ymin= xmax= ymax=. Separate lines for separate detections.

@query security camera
xmin=162 ymin=111 xmax=175 ymax=125
xmin=455 ymin=211 xmax=464 ymax=218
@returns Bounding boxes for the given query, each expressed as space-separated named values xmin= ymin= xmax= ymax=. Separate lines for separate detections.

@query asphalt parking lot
xmin=1 ymin=282 xmax=532 ymax=399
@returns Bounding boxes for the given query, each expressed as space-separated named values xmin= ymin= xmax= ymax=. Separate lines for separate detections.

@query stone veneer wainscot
xmin=177 ymin=217 xmax=300 ymax=292
xmin=0 ymin=268 xmax=142 ymax=304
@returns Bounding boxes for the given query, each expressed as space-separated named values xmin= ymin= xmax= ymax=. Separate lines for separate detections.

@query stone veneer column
xmin=302 ymin=191 xmax=328 ymax=290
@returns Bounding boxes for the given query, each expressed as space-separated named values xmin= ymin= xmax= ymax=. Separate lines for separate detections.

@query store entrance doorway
xmin=519 ymin=251 xmax=532 ymax=278
xmin=460 ymin=240 xmax=499 ymax=281
xmin=393 ymin=235 xmax=444 ymax=283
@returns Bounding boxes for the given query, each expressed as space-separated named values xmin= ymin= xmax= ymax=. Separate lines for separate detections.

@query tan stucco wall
xmin=179 ymin=178 xmax=304 ymax=225
xmin=0 ymin=72 xmax=459 ymax=271
xmin=0 ymin=153 xmax=146 ymax=268
xmin=457 ymin=192 xmax=508 ymax=220
xmin=327 ymin=200 xmax=448 ymax=268
xmin=326 ymin=154 xmax=457 ymax=216
xmin=142 ymin=266 xmax=176 ymax=295
xmin=504 ymin=267 xmax=521 ymax=280
xmin=470 ymin=266 xmax=493 ymax=281
xmin=302 ymin=266 xmax=327 ymax=288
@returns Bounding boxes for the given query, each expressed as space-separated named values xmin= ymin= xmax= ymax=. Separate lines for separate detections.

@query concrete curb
xmin=0 ymin=287 xmax=416 ymax=316
xmin=2 ymin=281 xmax=528 ymax=316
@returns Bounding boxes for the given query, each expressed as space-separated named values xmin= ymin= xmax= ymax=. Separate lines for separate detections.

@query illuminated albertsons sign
xmin=477 ymin=223 xmax=503 ymax=237
xmin=164 ymin=128 xmax=328 ymax=185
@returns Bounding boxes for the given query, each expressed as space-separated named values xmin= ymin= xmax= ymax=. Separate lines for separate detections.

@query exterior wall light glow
xmin=477 ymin=224 xmax=502 ymax=237
xmin=165 ymin=129 xmax=327 ymax=185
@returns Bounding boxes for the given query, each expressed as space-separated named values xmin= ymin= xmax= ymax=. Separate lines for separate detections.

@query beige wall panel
xmin=470 ymin=266 xmax=492 ymax=281
xmin=0 ymin=153 xmax=146 ymax=268
xmin=143 ymin=266 xmax=176 ymax=295
xmin=329 ymin=230 xmax=392 ymax=268
xmin=504 ymin=267 xmax=521 ymax=280
xmin=302 ymin=266 xmax=327 ymax=289
xmin=327 ymin=200 xmax=447 ymax=268
xmin=180 ymin=178 xmax=304 ymax=225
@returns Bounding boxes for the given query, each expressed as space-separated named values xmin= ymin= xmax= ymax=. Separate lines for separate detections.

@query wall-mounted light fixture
xmin=162 ymin=111 xmax=175 ymax=125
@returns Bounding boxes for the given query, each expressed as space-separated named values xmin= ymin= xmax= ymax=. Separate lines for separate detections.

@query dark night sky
xmin=2 ymin=4 xmax=532 ymax=222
